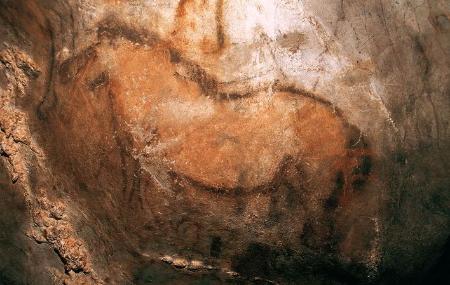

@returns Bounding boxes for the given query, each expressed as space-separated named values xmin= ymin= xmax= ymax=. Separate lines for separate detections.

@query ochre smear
xmin=101 ymin=42 xmax=362 ymax=191
xmin=173 ymin=0 xmax=227 ymax=55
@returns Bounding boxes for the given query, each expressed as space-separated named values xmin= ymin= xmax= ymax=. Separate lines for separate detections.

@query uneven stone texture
xmin=0 ymin=1 xmax=449 ymax=284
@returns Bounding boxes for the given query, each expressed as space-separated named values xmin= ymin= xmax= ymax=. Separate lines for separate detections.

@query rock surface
xmin=0 ymin=0 xmax=449 ymax=284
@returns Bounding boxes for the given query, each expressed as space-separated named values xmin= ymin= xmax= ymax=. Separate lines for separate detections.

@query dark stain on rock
xmin=347 ymin=124 xmax=367 ymax=149
xmin=232 ymin=242 xmax=369 ymax=284
xmin=324 ymin=171 xmax=344 ymax=210
xmin=174 ymin=0 xmax=226 ymax=53
xmin=420 ymin=236 xmax=450 ymax=285
xmin=215 ymin=0 xmax=225 ymax=51
xmin=274 ymin=83 xmax=344 ymax=117
xmin=234 ymin=187 xmax=247 ymax=214
xmin=266 ymin=194 xmax=282 ymax=227
xmin=430 ymin=14 xmax=450 ymax=32
xmin=165 ymin=157 xmax=279 ymax=197
xmin=17 ymin=61 xmax=40 ymax=79
xmin=335 ymin=170 xmax=345 ymax=191
xmin=231 ymin=242 xmax=302 ymax=281
xmin=393 ymin=151 xmax=407 ymax=165
xmin=107 ymin=89 xmax=130 ymax=197
xmin=58 ymin=46 xmax=97 ymax=84
xmin=172 ymin=56 xmax=220 ymax=98
xmin=37 ymin=18 xmax=56 ymax=121
xmin=134 ymin=260 xmax=224 ymax=285
xmin=276 ymin=31 xmax=307 ymax=53
xmin=300 ymin=220 xmax=315 ymax=248
xmin=360 ymin=155 xmax=372 ymax=175
xmin=27 ymin=160 xmax=39 ymax=190
xmin=168 ymin=48 xmax=182 ymax=64
xmin=353 ymin=155 xmax=372 ymax=176
xmin=97 ymin=16 xmax=159 ymax=46
xmin=128 ymin=160 xmax=142 ymax=207
xmin=210 ymin=236 xmax=222 ymax=258
xmin=284 ymin=182 xmax=300 ymax=209
xmin=351 ymin=177 xmax=366 ymax=191
xmin=231 ymin=242 xmax=275 ymax=278
xmin=88 ymin=71 xmax=109 ymax=91
xmin=184 ymin=61 xmax=218 ymax=97
xmin=413 ymin=35 xmax=430 ymax=77
xmin=215 ymin=91 xmax=253 ymax=101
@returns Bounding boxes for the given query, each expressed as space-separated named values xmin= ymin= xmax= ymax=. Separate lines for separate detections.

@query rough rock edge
xmin=0 ymin=44 xmax=103 ymax=285
xmin=158 ymin=254 xmax=278 ymax=284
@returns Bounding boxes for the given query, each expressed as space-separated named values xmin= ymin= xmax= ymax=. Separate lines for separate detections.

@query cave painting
xmin=56 ymin=17 xmax=371 ymax=205
xmin=46 ymin=1 xmax=375 ymax=279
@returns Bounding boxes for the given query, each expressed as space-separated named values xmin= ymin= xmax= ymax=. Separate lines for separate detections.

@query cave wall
xmin=0 ymin=1 xmax=449 ymax=284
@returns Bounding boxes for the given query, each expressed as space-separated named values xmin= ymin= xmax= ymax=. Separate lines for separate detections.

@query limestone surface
xmin=0 ymin=1 xmax=449 ymax=284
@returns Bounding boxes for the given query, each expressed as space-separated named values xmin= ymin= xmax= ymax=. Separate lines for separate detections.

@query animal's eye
xmin=87 ymin=71 xmax=109 ymax=91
